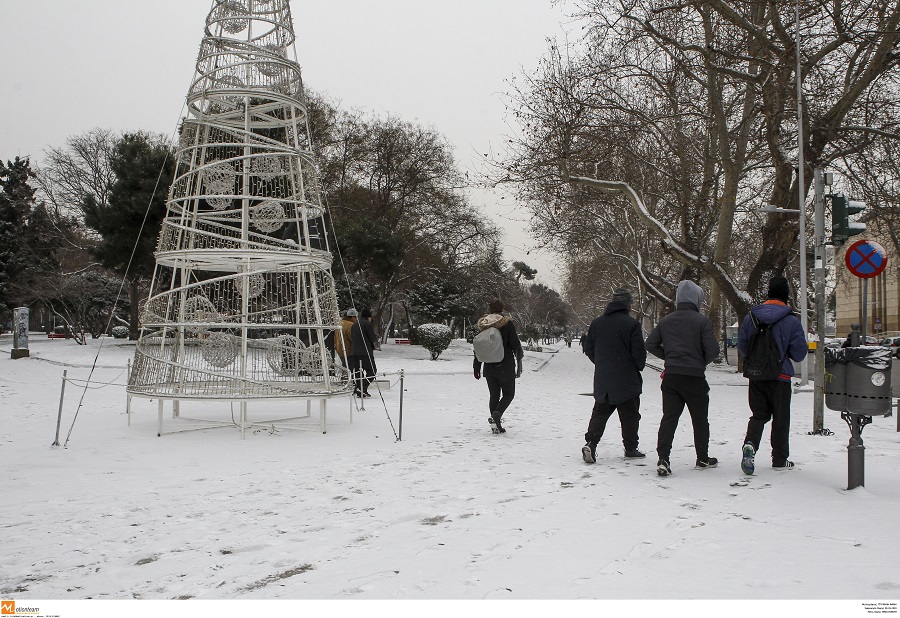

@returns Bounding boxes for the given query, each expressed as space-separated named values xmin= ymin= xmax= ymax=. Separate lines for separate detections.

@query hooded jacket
xmin=645 ymin=280 xmax=720 ymax=377
xmin=334 ymin=317 xmax=354 ymax=359
xmin=737 ymin=299 xmax=808 ymax=381
xmin=582 ymin=301 xmax=646 ymax=404
xmin=350 ymin=317 xmax=379 ymax=357
xmin=472 ymin=313 xmax=524 ymax=378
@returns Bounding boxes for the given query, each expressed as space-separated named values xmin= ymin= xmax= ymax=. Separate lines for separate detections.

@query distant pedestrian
xmin=737 ymin=275 xmax=808 ymax=473
xmin=335 ymin=309 xmax=356 ymax=376
xmin=473 ymin=298 xmax=524 ymax=434
xmin=580 ymin=288 xmax=647 ymax=464
xmin=645 ymin=280 xmax=720 ymax=476
xmin=350 ymin=308 xmax=379 ymax=397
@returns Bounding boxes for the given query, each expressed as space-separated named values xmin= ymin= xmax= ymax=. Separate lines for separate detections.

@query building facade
xmin=834 ymin=220 xmax=900 ymax=339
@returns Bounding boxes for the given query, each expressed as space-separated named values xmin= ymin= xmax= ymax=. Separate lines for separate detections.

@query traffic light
xmin=830 ymin=193 xmax=867 ymax=245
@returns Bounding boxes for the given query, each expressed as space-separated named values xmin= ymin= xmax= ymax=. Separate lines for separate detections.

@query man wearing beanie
xmin=737 ymin=275 xmax=808 ymax=473
xmin=645 ymin=280 xmax=720 ymax=476
xmin=581 ymin=288 xmax=647 ymax=463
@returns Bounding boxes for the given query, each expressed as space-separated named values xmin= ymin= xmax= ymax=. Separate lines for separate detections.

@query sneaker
xmin=489 ymin=416 xmax=499 ymax=434
xmin=741 ymin=443 xmax=756 ymax=475
xmin=695 ymin=457 xmax=718 ymax=469
xmin=772 ymin=460 xmax=795 ymax=470
xmin=582 ymin=443 xmax=596 ymax=464
xmin=656 ymin=459 xmax=672 ymax=476
xmin=491 ymin=412 xmax=505 ymax=434
xmin=624 ymin=449 xmax=646 ymax=459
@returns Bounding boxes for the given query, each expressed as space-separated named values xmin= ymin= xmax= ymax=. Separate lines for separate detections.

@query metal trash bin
xmin=824 ymin=347 xmax=847 ymax=412
xmin=844 ymin=347 xmax=892 ymax=416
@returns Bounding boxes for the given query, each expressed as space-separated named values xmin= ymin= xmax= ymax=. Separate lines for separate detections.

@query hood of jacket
xmin=751 ymin=299 xmax=794 ymax=324
xmin=675 ymin=280 xmax=703 ymax=311
xmin=478 ymin=313 xmax=510 ymax=330
xmin=603 ymin=301 xmax=631 ymax=316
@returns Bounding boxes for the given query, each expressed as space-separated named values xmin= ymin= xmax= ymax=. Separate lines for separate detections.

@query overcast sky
xmin=0 ymin=0 xmax=576 ymax=287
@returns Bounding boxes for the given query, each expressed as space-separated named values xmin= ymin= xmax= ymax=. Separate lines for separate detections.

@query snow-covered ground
xmin=1 ymin=334 xmax=899 ymax=614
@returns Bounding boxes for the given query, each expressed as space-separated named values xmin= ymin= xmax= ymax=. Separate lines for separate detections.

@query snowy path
xmin=1 ymin=337 xmax=900 ymax=600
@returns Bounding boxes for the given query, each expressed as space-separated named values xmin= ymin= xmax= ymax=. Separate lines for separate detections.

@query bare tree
xmin=494 ymin=0 xmax=900 ymax=328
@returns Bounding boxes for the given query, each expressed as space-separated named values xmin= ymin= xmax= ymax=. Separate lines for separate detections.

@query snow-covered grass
xmin=1 ymin=334 xmax=899 ymax=613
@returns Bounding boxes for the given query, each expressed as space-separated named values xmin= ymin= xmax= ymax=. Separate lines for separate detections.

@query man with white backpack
xmin=473 ymin=298 xmax=524 ymax=434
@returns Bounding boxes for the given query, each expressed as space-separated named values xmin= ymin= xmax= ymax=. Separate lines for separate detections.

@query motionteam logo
xmin=1 ymin=602 xmax=40 ymax=615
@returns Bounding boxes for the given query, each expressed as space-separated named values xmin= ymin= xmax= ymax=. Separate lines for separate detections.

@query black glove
xmin=516 ymin=359 xmax=523 ymax=378
xmin=474 ymin=369 xmax=481 ymax=380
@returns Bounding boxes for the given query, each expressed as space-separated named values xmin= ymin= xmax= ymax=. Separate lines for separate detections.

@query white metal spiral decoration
xmin=128 ymin=0 xmax=352 ymax=405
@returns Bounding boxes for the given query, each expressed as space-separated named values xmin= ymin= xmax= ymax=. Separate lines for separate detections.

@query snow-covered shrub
xmin=418 ymin=323 xmax=452 ymax=360
xmin=112 ymin=326 xmax=129 ymax=339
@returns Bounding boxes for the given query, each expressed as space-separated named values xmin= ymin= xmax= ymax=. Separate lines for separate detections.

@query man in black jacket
xmin=645 ymin=280 xmax=720 ymax=476
xmin=350 ymin=308 xmax=379 ymax=397
xmin=581 ymin=289 xmax=647 ymax=463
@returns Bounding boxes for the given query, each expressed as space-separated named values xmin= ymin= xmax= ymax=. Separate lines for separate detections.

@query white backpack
xmin=473 ymin=327 xmax=505 ymax=363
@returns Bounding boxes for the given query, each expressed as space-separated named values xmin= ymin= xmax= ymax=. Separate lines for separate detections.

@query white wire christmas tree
xmin=128 ymin=0 xmax=352 ymax=422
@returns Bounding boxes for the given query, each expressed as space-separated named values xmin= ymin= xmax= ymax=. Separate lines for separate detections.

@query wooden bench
xmin=47 ymin=333 xmax=68 ymax=339
xmin=394 ymin=338 xmax=411 ymax=344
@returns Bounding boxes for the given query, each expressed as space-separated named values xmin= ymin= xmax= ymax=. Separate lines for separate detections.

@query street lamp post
xmin=795 ymin=0 xmax=809 ymax=387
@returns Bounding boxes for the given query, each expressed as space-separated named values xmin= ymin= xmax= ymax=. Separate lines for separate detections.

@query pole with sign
xmin=845 ymin=239 xmax=888 ymax=341
xmin=842 ymin=239 xmax=888 ymax=489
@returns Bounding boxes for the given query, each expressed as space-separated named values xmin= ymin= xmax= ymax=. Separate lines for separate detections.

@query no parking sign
xmin=845 ymin=239 xmax=888 ymax=279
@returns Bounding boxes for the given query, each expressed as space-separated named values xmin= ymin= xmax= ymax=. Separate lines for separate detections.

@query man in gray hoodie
xmin=645 ymin=280 xmax=720 ymax=476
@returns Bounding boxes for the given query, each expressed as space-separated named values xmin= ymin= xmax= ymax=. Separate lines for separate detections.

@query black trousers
xmin=485 ymin=373 xmax=516 ymax=417
xmin=744 ymin=379 xmax=792 ymax=464
xmin=349 ymin=355 xmax=376 ymax=393
xmin=656 ymin=373 xmax=711 ymax=461
xmin=584 ymin=395 xmax=641 ymax=451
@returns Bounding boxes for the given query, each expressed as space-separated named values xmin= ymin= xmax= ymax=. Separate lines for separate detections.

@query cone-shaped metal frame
xmin=128 ymin=0 xmax=352 ymax=402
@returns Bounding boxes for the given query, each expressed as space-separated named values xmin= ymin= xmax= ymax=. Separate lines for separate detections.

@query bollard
xmin=398 ymin=369 xmax=404 ymax=441
xmin=843 ymin=412 xmax=873 ymax=490
xmin=52 ymin=370 xmax=67 ymax=447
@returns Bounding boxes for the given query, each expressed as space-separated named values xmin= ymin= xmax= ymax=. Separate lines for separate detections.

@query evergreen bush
xmin=418 ymin=323 xmax=452 ymax=360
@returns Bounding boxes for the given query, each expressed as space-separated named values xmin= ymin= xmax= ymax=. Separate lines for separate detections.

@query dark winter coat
xmin=582 ymin=302 xmax=647 ymax=405
xmin=350 ymin=318 xmax=378 ymax=358
xmin=645 ymin=280 xmax=719 ymax=377
xmin=473 ymin=314 xmax=524 ymax=379
xmin=737 ymin=300 xmax=808 ymax=382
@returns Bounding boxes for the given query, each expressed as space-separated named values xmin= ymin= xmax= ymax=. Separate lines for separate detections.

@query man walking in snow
xmin=581 ymin=288 xmax=647 ymax=463
xmin=473 ymin=298 xmax=524 ymax=434
xmin=350 ymin=308 xmax=379 ymax=397
xmin=737 ymin=275 xmax=808 ymax=473
xmin=645 ymin=280 xmax=720 ymax=476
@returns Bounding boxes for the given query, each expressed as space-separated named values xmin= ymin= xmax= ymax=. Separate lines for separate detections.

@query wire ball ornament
xmin=239 ymin=272 xmax=266 ymax=299
xmin=301 ymin=343 xmax=326 ymax=376
xmin=251 ymin=155 xmax=284 ymax=180
xmin=250 ymin=200 xmax=286 ymax=233
xmin=183 ymin=296 xmax=220 ymax=336
xmin=217 ymin=1 xmax=250 ymax=33
xmin=202 ymin=162 xmax=235 ymax=210
xmin=201 ymin=332 xmax=239 ymax=368
xmin=266 ymin=334 xmax=306 ymax=376
xmin=257 ymin=44 xmax=287 ymax=77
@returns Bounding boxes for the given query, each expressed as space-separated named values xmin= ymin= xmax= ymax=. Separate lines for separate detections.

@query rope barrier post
xmin=320 ymin=398 xmax=327 ymax=434
xmin=398 ymin=369 xmax=404 ymax=441
xmin=126 ymin=359 xmax=132 ymax=426
xmin=52 ymin=370 xmax=67 ymax=447
xmin=157 ymin=399 xmax=164 ymax=437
